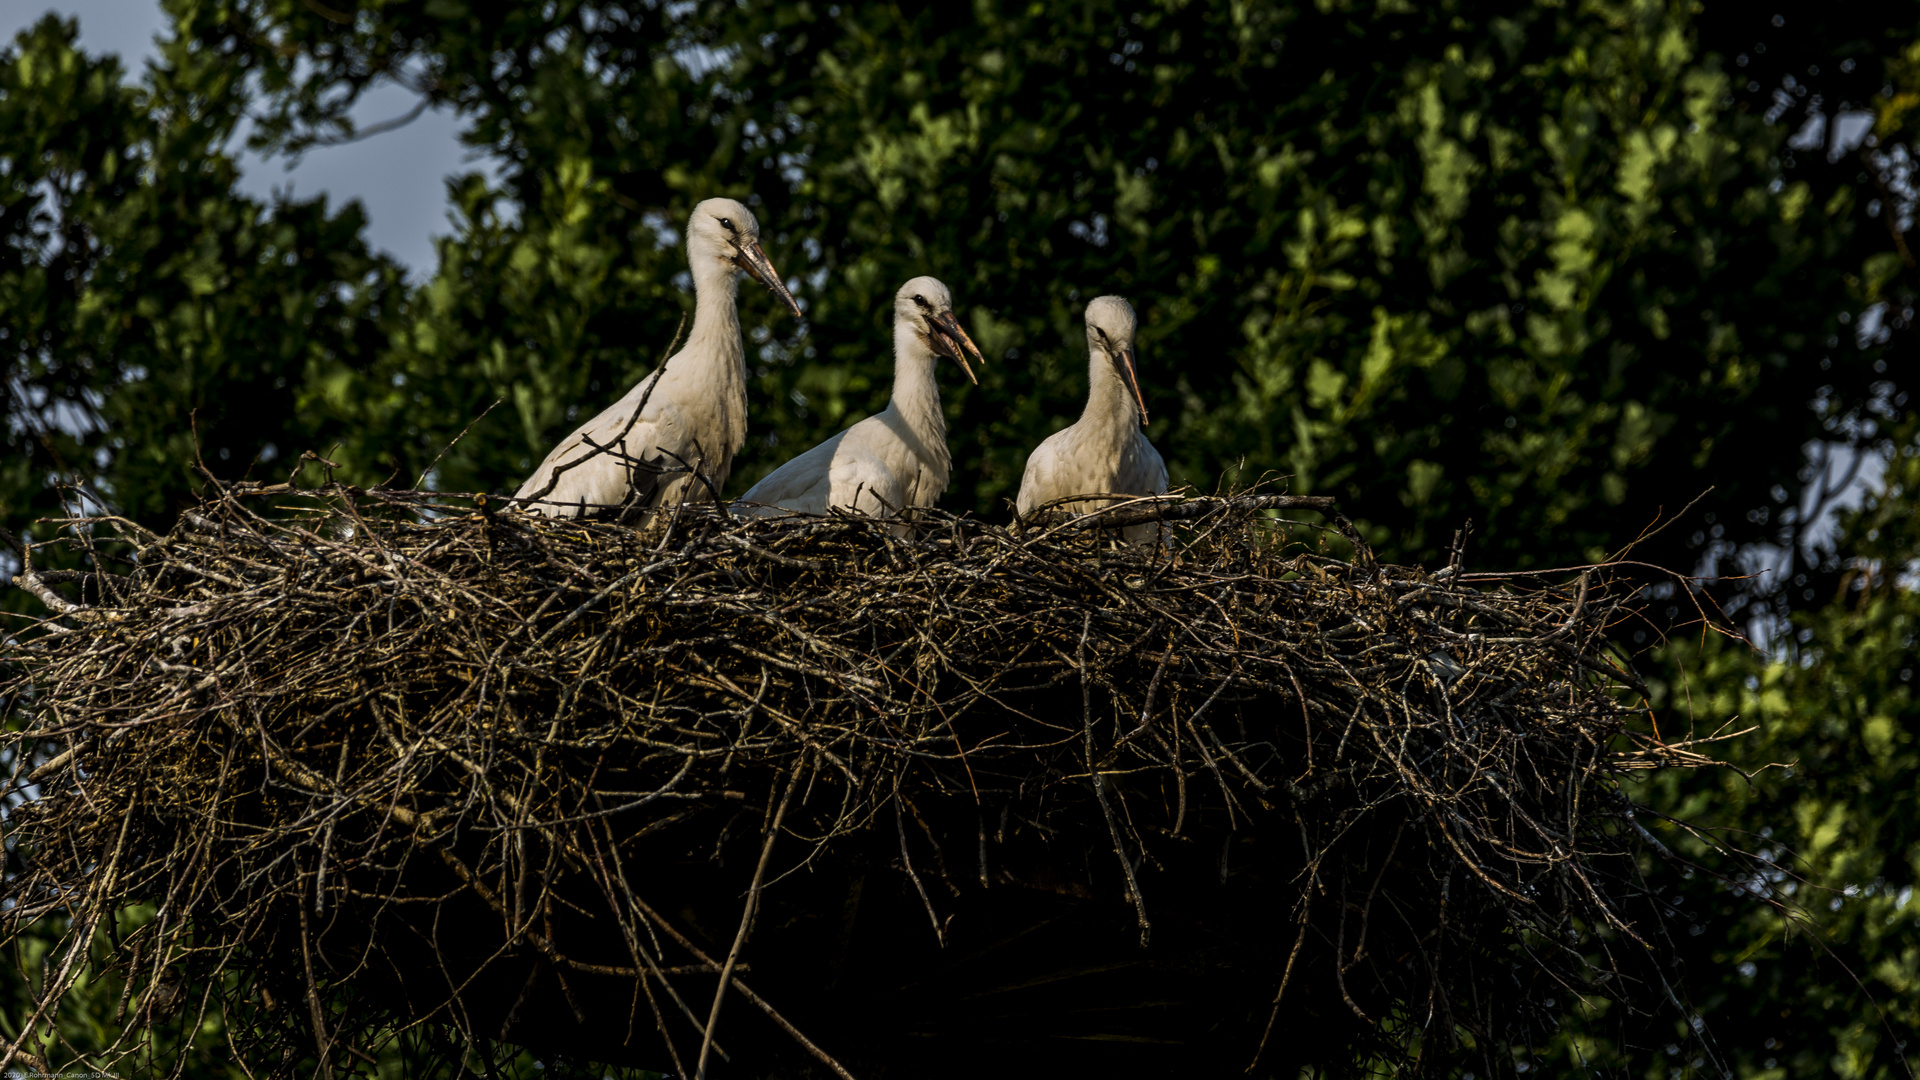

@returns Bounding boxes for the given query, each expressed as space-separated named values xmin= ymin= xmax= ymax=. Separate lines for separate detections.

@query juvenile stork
xmin=736 ymin=276 xmax=984 ymax=525
xmin=512 ymin=197 xmax=801 ymax=518
xmin=1015 ymin=294 xmax=1168 ymax=543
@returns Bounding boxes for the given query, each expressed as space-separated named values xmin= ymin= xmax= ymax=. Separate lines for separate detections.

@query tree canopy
xmin=2 ymin=0 xmax=1916 ymax=1075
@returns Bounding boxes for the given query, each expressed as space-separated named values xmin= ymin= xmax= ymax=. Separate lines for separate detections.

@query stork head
xmin=687 ymin=197 xmax=803 ymax=320
xmin=1085 ymin=294 xmax=1149 ymax=426
xmin=894 ymin=276 xmax=985 ymax=384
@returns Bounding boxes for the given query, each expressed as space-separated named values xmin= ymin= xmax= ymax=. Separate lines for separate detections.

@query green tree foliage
xmin=0 ymin=909 xmax=249 ymax=1075
xmin=0 ymin=13 xmax=405 ymax=559
xmin=1620 ymin=418 xmax=1920 ymax=1080
xmin=0 ymin=907 xmax=580 ymax=1077
xmin=3 ymin=0 xmax=1918 ymax=1075
xmin=7 ymin=0 xmax=1905 ymax=573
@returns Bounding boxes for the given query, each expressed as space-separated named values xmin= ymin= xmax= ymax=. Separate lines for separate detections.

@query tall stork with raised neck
xmin=736 ymin=276 xmax=984 ymax=523
xmin=512 ymin=197 xmax=801 ymax=518
xmin=1015 ymin=294 xmax=1168 ymax=542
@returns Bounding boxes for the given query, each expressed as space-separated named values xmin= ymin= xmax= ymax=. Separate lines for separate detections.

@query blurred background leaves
xmin=2 ymin=0 xmax=1916 ymax=1075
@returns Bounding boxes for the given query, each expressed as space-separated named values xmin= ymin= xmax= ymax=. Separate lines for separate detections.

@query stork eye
xmin=719 ymin=217 xmax=736 ymax=232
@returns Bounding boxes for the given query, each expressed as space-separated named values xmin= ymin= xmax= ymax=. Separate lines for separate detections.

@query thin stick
xmin=631 ymin=897 xmax=856 ymax=1080
xmin=894 ymin=773 xmax=946 ymax=946
xmin=696 ymin=759 xmax=805 ymax=1080
xmin=1079 ymin=610 xmax=1151 ymax=947
xmin=298 ymin=888 xmax=336 ymax=1080
xmin=415 ymin=398 xmax=503 ymax=490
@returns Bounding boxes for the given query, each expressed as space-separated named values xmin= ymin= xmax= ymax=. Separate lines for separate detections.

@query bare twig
xmin=696 ymin=760 xmax=806 ymax=1080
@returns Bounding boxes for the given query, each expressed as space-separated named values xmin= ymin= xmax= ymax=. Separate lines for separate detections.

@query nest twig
xmin=1 ymin=483 xmax=1703 ymax=1078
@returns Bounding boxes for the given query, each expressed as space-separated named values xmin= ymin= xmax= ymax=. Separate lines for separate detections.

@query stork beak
xmin=732 ymin=239 xmax=804 ymax=321
xmin=1114 ymin=344 xmax=1150 ymax=426
xmin=930 ymin=309 xmax=986 ymax=385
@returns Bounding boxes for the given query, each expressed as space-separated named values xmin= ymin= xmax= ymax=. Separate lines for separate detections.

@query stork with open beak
xmin=512 ymin=196 xmax=802 ymax=518
xmin=1015 ymin=294 xmax=1168 ymax=544
xmin=736 ymin=276 xmax=985 ymax=525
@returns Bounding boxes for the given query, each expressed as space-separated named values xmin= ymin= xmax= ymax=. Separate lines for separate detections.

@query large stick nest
xmin=0 ymin=485 xmax=1700 ymax=1078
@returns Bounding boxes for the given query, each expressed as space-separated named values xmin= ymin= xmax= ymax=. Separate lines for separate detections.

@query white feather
xmin=513 ymin=197 xmax=793 ymax=518
xmin=738 ymin=277 xmax=974 ymax=527
xmin=1016 ymin=295 xmax=1168 ymax=544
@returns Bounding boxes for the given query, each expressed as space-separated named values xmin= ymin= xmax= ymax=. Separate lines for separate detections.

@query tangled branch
xmin=1 ymin=484 xmax=1706 ymax=1077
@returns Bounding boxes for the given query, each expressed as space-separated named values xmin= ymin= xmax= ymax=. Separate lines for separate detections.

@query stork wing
xmin=514 ymin=371 xmax=686 ymax=516
xmin=825 ymin=437 xmax=909 ymax=518
xmin=1013 ymin=427 xmax=1077 ymax=517
xmin=736 ymin=429 xmax=850 ymax=514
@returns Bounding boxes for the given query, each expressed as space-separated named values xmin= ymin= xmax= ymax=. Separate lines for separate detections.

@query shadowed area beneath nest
xmin=0 ymin=485 xmax=1715 ymax=1078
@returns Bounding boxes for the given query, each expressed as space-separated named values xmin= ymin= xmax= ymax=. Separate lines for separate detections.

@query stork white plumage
xmin=1015 ymin=294 xmax=1168 ymax=543
xmin=736 ymin=276 xmax=985 ymax=524
xmin=511 ymin=197 xmax=801 ymax=518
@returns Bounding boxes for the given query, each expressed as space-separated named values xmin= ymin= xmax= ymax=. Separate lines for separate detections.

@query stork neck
xmin=889 ymin=320 xmax=947 ymax=436
xmin=1080 ymin=348 xmax=1141 ymax=439
xmin=683 ymin=253 xmax=746 ymax=377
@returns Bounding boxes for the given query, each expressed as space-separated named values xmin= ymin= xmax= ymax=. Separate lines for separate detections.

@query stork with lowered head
xmin=1015 ymin=294 xmax=1168 ymax=543
xmin=735 ymin=276 xmax=984 ymax=525
xmin=512 ymin=197 xmax=801 ymax=518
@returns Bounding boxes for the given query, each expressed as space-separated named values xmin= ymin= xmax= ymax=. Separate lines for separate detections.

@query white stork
xmin=511 ymin=197 xmax=801 ymax=518
xmin=735 ymin=276 xmax=984 ymax=525
xmin=1014 ymin=294 xmax=1168 ymax=543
